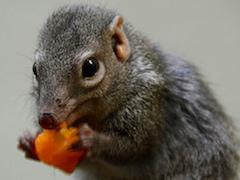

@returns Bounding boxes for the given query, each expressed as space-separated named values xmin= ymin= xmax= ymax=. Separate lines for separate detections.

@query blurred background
xmin=0 ymin=0 xmax=239 ymax=179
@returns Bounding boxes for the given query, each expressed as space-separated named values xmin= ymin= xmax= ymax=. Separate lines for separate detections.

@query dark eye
xmin=32 ymin=63 xmax=38 ymax=77
xmin=82 ymin=58 xmax=99 ymax=78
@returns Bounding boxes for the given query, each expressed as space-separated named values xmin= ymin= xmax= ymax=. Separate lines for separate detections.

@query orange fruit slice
xmin=35 ymin=122 xmax=87 ymax=173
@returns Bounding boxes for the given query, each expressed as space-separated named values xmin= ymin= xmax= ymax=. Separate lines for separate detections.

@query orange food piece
xmin=35 ymin=122 xmax=87 ymax=173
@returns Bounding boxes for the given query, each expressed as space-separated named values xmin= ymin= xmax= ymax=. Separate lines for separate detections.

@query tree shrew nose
xmin=39 ymin=113 xmax=58 ymax=129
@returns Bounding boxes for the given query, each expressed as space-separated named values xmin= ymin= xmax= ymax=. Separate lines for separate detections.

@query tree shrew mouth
xmin=64 ymin=101 xmax=89 ymax=128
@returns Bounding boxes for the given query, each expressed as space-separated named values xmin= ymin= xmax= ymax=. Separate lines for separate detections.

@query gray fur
xmin=33 ymin=4 xmax=239 ymax=180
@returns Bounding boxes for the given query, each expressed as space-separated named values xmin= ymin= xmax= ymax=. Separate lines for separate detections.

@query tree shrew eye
xmin=82 ymin=58 xmax=99 ymax=78
xmin=33 ymin=63 xmax=38 ymax=77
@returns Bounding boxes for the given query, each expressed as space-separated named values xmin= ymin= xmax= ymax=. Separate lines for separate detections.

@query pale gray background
xmin=0 ymin=0 xmax=239 ymax=180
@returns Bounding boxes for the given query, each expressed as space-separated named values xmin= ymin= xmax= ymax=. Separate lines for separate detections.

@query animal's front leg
xmin=77 ymin=124 xmax=111 ymax=158
xmin=18 ymin=132 xmax=40 ymax=161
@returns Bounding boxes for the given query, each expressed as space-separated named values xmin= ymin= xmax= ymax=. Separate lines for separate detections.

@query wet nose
xmin=39 ymin=113 xmax=58 ymax=129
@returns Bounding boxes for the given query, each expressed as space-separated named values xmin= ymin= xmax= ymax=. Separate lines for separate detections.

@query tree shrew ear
xmin=109 ymin=16 xmax=131 ymax=62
